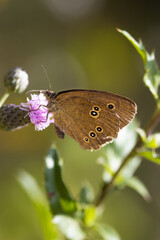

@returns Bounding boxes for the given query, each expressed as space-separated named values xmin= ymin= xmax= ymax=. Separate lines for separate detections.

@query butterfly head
xmin=43 ymin=90 xmax=56 ymax=100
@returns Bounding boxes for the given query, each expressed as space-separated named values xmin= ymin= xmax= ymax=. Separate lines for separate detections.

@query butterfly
xmin=41 ymin=89 xmax=137 ymax=151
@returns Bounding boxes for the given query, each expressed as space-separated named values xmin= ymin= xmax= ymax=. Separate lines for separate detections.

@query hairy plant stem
xmin=95 ymin=104 xmax=160 ymax=206
xmin=0 ymin=91 xmax=10 ymax=107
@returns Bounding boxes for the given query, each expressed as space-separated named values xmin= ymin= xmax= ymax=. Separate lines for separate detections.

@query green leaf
xmin=137 ymin=129 xmax=160 ymax=149
xmin=117 ymin=29 xmax=147 ymax=64
xmin=53 ymin=215 xmax=86 ymax=240
xmin=82 ymin=205 xmax=96 ymax=227
xmin=95 ymin=223 xmax=121 ymax=240
xmin=120 ymin=156 xmax=141 ymax=180
xmin=100 ymin=121 xmax=140 ymax=183
xmin=136 ymin=128 xmax=147 ymax=142
xmin=144 ymin=54 xmax=160 ymax=100
xmin=145 ymin=133 xmax=160 ymax=149
xmin=125 ymin=176 xmax=151 ymax=201
xmin=119 ymin=29 xmax=160 ymax=100
xmin=105 ymin=120 xmax=138 ymax=159
xmin=45 ymin=145 xmax=77 ymax=215
xmin=79 ymin=181 xmax=95 ymax=204
xmin=17 ymin=171 xmax=58 ymax=240
xmin=137 ymin=150 xmax=160 ymax=164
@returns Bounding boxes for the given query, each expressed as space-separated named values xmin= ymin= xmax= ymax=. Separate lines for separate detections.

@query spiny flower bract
xmin=0 ymin=104 xmax=30 ymax=131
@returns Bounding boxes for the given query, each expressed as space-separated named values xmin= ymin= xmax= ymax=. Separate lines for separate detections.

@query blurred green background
xmin=0 ymin=0 xmax=160 ymax=239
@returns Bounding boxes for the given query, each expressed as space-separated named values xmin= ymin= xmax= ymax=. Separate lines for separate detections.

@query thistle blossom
xmin=20 ymin=92 xmax=54 ymax=131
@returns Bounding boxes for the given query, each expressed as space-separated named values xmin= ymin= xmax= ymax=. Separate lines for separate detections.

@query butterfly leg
xmin=31 ymin=104 xmax=47 ymax=112
xmin=54 ymin=125 xmax=65 ymax=139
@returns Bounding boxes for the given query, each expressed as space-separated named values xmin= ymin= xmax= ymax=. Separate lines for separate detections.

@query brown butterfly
xmin=41 ymin=89 xmax=137 ymax=151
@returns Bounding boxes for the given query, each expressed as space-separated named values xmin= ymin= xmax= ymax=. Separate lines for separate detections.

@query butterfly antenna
xmin=41 ymin=64 xmax=52 ymax=90
xmin=26 ymin=89 xmax=42 ymax=94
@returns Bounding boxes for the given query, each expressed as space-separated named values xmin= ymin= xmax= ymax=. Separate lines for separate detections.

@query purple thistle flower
xmin=20 ymin=92 xmax=54 ymax=131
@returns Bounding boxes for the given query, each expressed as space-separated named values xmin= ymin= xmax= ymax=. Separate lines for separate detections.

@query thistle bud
xmin=0 ymin=104 xmax=30 ymax=131
xmin=4 ymin=67 xmax=29 ymax=93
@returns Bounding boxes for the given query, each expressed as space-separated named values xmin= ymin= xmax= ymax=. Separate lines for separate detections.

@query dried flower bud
xmin=4 ymin=67 xmax=29 ymax=93
xmin=0 ymin=104 xmax=30 ymax=131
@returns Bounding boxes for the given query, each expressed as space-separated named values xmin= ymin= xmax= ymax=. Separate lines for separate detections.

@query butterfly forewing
xmin=55 ymin=90 xmax=137 ymax=128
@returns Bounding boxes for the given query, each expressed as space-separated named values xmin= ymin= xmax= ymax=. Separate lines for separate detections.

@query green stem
xmin=145 ymin=104 xmax=160 ymax=136
xmin=95 ymin=105 xmax=160 ymax=206
xmin=0 ymin=91 xmax=10 ymax=107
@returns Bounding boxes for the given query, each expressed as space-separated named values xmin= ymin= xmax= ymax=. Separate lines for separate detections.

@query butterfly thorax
xmin=43 ymin=90 xmax=58 ymax=112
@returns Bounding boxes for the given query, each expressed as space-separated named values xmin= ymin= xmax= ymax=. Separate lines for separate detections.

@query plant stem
xmin=95 ymin=139 xmax=140 ymax=206
xmin=145 ymin=105 xmax=160 ymax=136
xmin=95 ymin=105 xmax=160 ymax=206
xmin=0 ymin=91 xmax=10 ymax=107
